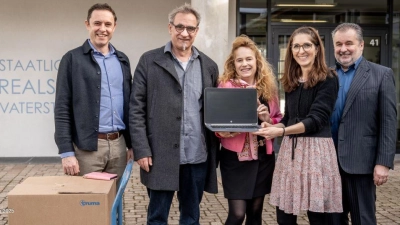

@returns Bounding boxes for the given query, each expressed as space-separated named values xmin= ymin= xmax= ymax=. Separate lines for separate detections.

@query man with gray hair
xmin=129 ymin=3 xmax=219 ymax=224
xmin=330 ymin=23 xmax=396 ymax=225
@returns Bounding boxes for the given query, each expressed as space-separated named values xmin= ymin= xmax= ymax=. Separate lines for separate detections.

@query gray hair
xmin=332 ymin=23 xmax=363 ymax=42
xmin=168 ymin=3 xmax=201 ymax=26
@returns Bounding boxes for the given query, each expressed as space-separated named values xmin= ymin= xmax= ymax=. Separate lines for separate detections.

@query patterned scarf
xmin=230 ymin=79 xmax=261 ymax=161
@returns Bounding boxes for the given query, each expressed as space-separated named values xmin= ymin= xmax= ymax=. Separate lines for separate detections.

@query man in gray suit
xmin=330 ymin=23 xmax=397 ymax=225
xmin=129 ymin=3 xmax=219 ymax=225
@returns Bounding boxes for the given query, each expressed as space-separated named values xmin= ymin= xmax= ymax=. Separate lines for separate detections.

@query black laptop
xmin=204 ymin=87 xmax=260 ymax=132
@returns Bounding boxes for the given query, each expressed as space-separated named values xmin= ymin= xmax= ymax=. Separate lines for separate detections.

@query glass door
xmin=362 ymin=31 xmax=388 ymax=66
xmin=270 ymin=26 xmax=388 ymax=114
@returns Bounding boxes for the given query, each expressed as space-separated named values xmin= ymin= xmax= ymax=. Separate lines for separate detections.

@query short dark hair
xmin=87 ymin=3 xmax=117 ymax=23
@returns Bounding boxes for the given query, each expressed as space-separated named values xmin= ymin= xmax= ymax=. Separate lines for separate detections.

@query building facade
xmin=238 ymin=0 xmax=400 ymax=152
xmin=0 ymin=0 xmax=399 ymax=157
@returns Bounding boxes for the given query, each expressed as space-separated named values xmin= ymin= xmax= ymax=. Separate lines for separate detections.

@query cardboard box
xmin=8 ymin=176 xmax=116 ymax=225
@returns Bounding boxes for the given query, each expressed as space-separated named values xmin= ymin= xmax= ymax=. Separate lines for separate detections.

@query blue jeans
xmin=147 ymin=162 xmax=207 ymax=225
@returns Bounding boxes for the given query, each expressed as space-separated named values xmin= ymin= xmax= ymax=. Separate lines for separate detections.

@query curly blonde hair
xmin=219 ymin=35 xmax=278 ymax=101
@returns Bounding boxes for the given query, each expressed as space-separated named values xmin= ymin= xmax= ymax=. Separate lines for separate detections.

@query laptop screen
xmin=204 ymin=88 xmax=258 ymax=124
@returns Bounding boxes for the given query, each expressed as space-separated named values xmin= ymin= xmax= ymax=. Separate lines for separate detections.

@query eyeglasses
xmin=291 ymin=43 xmax=314 ymax=52
xmin=170 ymin=23 xmax=198 ymax=34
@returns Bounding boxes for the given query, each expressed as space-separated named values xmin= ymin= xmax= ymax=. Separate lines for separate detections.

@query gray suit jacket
xmin=129 ymin=45 xmax=219 ymax=193
xmin=337 ymin=58 xmax=397 ymax=174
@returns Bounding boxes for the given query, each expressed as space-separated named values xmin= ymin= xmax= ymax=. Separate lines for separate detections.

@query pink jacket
xmin=217 ymin=80 xmax=283 ymax=154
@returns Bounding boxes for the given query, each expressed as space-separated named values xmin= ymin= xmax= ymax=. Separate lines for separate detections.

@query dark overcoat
xmin=129 ymin=45 xmax=220 ymax=193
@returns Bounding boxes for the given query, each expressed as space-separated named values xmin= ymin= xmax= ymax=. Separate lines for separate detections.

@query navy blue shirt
xmin=331 ymin=57 xmax=363 ymax=145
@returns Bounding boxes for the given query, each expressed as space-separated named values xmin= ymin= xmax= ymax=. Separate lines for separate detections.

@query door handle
xmin=385 ymin=33 xmax=387 ymax=45
xmin=272 ymin=32 xmax=274 ymax=45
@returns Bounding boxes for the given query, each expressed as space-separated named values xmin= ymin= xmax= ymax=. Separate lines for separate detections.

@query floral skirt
xmin=269 ymin=136 xmax=343 ymax=215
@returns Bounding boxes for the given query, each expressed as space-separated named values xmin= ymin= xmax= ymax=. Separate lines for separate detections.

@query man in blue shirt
xmin=54 ymin=3 xmax=133 ymax=180
xmin=330 ymin=23 xmax=396 ymax=225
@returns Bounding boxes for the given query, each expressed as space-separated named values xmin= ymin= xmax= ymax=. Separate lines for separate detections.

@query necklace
xmin=298 ymin=77 xmax=307 ymax=83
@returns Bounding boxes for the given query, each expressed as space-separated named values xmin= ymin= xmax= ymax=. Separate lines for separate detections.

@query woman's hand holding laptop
xmin=217 ymin=132 xmax=241 ymax=138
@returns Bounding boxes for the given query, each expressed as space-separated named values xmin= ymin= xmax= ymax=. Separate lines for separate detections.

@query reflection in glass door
xmin=276 ymin=35 xmax=289 ymax=113
xmin=251 ymin=36 xmax=267 ymax=59
xmin=363 ymin=36 xmax=381 ymax=64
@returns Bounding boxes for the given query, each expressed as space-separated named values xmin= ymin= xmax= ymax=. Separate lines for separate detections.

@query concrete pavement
xmin=1 ymin=156 xmax=400 ymax=225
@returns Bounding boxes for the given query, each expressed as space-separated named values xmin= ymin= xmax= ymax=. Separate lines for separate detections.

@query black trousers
xmin=335 ymin=168 xmax=377 ymax=225
xmin=146 ymin=162 xmax=208 ymax=225
xmin=276 ymin=208 xmax=341 ymax=225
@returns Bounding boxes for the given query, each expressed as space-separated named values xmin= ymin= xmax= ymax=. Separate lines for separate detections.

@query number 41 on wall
xmin=369 ymin=39 xmax=379 ymax=46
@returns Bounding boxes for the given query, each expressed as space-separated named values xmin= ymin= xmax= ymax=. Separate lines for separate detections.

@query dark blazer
xmin=336 ymin=58 xmax=397 ymax=174
xmin=54 ymin=40 xmax=132 ymax=154
xmin=129 ymin=45 xmax=220 ymax=193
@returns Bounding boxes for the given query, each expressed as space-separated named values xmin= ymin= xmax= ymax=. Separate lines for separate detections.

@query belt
xmin=98 ymin=131 xmax=122 ymax=140
xmin=290 ymin=135 xmax=298 ymax=161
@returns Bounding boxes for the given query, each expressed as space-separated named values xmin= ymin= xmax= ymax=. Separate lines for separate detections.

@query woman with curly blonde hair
xmin=216 ymin=35 xmax=282 ymax=225
xmin=219 ymin=37 xmax=278 ymax=103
